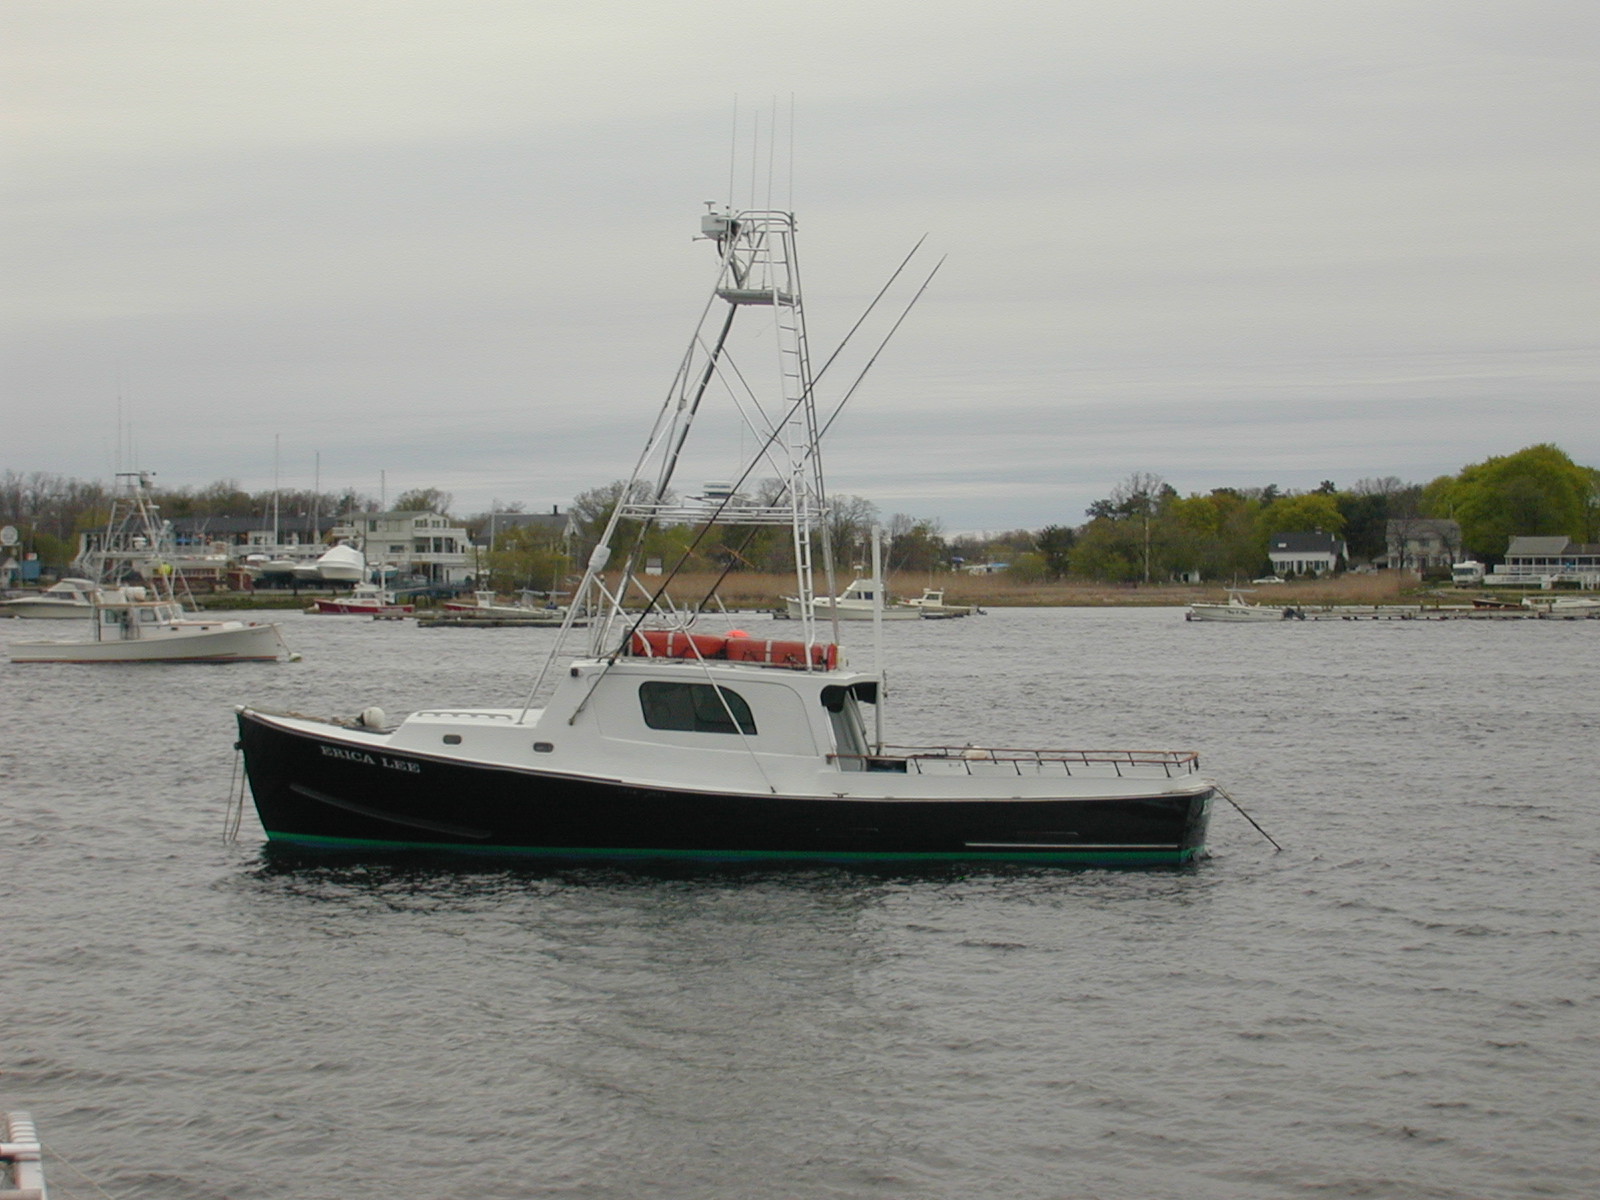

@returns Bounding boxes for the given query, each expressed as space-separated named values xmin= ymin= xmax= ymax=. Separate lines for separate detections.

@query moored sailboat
xmin=234 ymin=206 xmax=1215 ymax=866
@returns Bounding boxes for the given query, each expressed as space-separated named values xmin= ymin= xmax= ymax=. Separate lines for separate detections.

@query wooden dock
xmin=415 ymin=614 xmax=581 ymax=628
xmin=1294 ymin=605 xmax=1597 ymax=621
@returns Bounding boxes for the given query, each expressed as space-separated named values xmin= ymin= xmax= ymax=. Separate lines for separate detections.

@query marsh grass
xmin=607 ymin=569 xmax=1424 ymax=610
xmin=200 ymin=570 xmax=1459 ymax=611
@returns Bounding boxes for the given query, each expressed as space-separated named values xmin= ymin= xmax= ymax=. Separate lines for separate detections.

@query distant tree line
xmin=0 ymin=471 xmax=393 ymax=572
xmin=1004 ymin=442 xmax=1598 ymax=584
xmin=5 ymin=443 xmax=1595 ymax=583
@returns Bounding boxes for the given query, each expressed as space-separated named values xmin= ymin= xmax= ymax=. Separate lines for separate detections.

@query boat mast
xmin=521 ymin=205 xmax=832 ymax=711
xmin=593 ymin=206 xmax=828 ymax=651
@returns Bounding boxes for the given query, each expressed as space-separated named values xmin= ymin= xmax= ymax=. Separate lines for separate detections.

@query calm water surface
xmin=3 ymin=607 xmax=1596 ymax=1199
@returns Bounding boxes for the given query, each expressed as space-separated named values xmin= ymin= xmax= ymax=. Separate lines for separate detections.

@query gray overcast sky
xmin=4 ymin=1 xmax=1596 ymax=533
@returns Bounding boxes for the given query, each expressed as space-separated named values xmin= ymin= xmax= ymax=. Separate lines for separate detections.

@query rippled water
xmin=4 ymin=607 xmax=1597 ymax=1199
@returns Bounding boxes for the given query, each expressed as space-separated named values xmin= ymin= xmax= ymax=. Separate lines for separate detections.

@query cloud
xmin=4 ymin=1 xmax=1596 ymax=528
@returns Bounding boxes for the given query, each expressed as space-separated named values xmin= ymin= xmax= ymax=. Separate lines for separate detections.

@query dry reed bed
xmin=611 ymin=570 xmax=1422 ymax=610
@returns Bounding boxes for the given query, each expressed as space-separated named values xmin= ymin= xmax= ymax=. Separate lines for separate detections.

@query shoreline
xmin=8 ymin=572 xmax=1578 ymax=613
xmin=167 ymin=572 xmax=1561 ymax=611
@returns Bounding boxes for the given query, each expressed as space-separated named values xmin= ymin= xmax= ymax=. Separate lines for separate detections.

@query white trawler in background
xmin=7 ymin=472 xmax=295 ymax=664
xmin=233 ymin=205 xmax=1215 ymax=866
xmin=0 ymin=576 xmax=100 ymax=619
xmin=786 ymin=577 xmax=921 ymax=621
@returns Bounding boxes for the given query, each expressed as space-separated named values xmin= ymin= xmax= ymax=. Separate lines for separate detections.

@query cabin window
xmin=638 ymin=681 xmax=756 ymax=736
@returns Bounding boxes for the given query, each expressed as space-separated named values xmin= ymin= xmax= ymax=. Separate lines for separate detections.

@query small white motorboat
xmin=436 ymin=590 xmax=569 ymax=624
xmin=1523 ymin=595 xmax=1600 ymax=618
xmin=312 ymin=582 xmax=415 ymax=615
xmin=0 ymin=576 xmax=100 ymax=619
xmin=305 ymin=541 xmax=367 ymax=583
xmin=1187 ymin=590 xmax=1301 ymax=622
xmin=785 ymin=578 xmax=921 ymax=620
xmin=901 ymin=587 xmax=978 ymax=618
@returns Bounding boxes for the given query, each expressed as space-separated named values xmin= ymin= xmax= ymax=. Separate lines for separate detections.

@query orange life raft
xmin=627 ymin=629 xmax=838 ymax=669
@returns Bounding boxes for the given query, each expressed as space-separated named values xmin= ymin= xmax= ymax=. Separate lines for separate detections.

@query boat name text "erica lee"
xmin=319 ymin=744 xmax=422 ymax=773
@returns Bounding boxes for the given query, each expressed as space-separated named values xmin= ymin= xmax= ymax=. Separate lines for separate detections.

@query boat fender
xmin=358 ymin=706 xmax=387 ymax=728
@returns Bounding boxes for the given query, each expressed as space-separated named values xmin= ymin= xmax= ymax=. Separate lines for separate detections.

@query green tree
xmin=1035 ymin=524 xmax=1076 ymax=579
xmin=1335 ymin=490 xmax=1391 ymax=561
xmin=1069 ymin=517 xmax=1140 ymax=582
xmin=1156 ymin=490 xmax=1269 ymax=581
xmin=887 ymin=514 xmax=946 ymax=574
xmin=1006 ymin=551 xmax=1050 ymax=583
xmin=570 ymin=479 xmax=675 ymax=568
xmin=1083 ymin=472 xmax=1171 ymax=583
xmin=1428 ymin=444 xmax=1593 ymax=557
xmin=486 ymin=524 xmax=569 ymax=594
xmin=1256 ymin=493 xmax=1345 ymax=539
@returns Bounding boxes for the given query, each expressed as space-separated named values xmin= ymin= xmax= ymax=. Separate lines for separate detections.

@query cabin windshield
xmin=821 ymin=683 xmax=876 ymax=770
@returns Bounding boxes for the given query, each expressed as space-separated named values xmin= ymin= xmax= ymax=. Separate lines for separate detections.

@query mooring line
xmin=1215 ymin=784 xmax=1283 ymax=851
xmin=223 ymin=745 xmax=246 ymax=844
xmin=41 ymin=1136 xmax=124 ymax=1200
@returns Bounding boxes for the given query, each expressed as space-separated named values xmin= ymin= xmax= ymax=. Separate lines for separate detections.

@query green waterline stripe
xmin=262 ymin=831 xmax=1204 ymax=865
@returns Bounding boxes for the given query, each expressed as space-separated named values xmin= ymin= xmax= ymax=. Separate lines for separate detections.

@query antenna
xmin=765 ymin=95 xmax=777 ymax=210
xmin=727 ymin=95 xmax=738 ymax=209
xmin=723 ymin=95 xmax=798 ymax=213
xmin=748 ymin=107 xmax=758 ymax=209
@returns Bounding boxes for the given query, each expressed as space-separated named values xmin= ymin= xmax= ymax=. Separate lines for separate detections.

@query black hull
xmin=236 ymin=712 xmax=1212 ymax=868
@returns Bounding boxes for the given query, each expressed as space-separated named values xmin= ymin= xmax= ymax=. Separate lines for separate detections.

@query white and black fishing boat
xmin=234 ymin=207 xmax=1215 ymax=866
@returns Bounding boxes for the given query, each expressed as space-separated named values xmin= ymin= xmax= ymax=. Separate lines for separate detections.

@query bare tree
xmin=1108 ymin=472 xmax=1167 ymax=583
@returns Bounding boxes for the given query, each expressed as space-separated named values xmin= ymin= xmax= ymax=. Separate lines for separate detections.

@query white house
xmin=483 ymin=507 xmax=579 ymax=550
xmin=1485 ymin=537 xmax=1600 ymax=588
xmin=1267 ymin=531 xmax=1345 ymax=577
xmin=332 ymin=511 xmax=475 ymax=585
xmin=1383 ymin=518 xmax=1462 ymax=571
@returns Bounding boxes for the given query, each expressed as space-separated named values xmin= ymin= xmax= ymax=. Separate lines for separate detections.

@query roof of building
xmin=491 ymin=511 xmax=573 ymax=531
xmin=1505 ymin=536 xmax=1594 ymax=556
xmin=168 ymin=515 xmax=321 ymax=536
xmin=1269 ymin=531 xmax=1345 ymax=554
xmin=1384 ymin=517 xmax=1461 ymax=536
